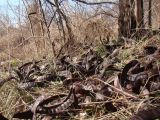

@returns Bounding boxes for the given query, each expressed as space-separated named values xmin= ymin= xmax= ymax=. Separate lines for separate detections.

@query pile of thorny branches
xmin=0 ymin=40 xmax=160 ymax=120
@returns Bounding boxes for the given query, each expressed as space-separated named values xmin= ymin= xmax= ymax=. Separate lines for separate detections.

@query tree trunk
xmin=28 ymin=0 xmax=45 ymax=56
xmin=130 ymin=0 xmax=137 ymax=35
xmin=135 ymin=0 xmax=144 ymax=28
xmin=118 ymin=0 xmax=130 ymax=38
xmin=118 ymin=0 xmax=136 ymax=38
xmin=148 ymin=0 xmax=152 ymax=28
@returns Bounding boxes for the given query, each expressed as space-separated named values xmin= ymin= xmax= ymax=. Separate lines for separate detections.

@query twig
xmin=93 ymin=78 xmax=138 ymax=99
xmin=79 ymin=98 xmax=127 ymax=106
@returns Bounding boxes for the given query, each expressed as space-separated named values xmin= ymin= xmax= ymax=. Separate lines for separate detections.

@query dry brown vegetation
xmin=0 ymin=0 xmax=160 ymax=120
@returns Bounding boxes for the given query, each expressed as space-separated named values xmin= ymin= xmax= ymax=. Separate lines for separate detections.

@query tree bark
xmin=148 ymin=0 xmax=152 ymax=28
xmin=118 ymin=0 xmax=130 ymax=38
xmin=118 ymin=0 xmax=136 ymax=38
xmin=135 ymin=0 xmax=144 ymax=28
xmin=130 ymin=0 xmax=137 ymax=35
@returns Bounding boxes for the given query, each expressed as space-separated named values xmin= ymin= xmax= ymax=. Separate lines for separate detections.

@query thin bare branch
xmin=73 ymin=0 xmax=118 ymax=5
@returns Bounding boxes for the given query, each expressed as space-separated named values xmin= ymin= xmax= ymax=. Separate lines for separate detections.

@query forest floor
xmin=0 ymin=35 xmax=160 ymax=120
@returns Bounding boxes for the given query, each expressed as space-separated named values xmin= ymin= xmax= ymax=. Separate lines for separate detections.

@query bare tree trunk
xmin=118 ymin=0 xmax=136 ymax=38
xmin=135 ymin=0 xmax=144 ymax=28
xmin=130 ymin=0 xmax=137 ymax=35
xmin=148 ymin=0 xmax=152 ymax=28
xmin=118 ymin=0 xmax=131 ymax=38
xmin=26 ymin=0 xmax=45 ymax=57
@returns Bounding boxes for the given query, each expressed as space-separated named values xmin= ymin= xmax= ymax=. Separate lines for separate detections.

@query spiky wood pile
xmin=0 ymin=42 xmax=160 ymax=120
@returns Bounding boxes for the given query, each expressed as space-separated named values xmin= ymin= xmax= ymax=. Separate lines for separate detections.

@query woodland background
xmin=0 ymin=0 xmax=159 ymax=63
